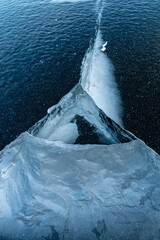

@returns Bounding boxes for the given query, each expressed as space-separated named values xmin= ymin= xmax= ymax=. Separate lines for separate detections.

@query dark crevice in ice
xmin=71 ymin=115 xmax=107 ymax=145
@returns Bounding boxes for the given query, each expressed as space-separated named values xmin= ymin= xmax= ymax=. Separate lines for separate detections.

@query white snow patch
xmin=80 ymin=30 xmax=123 ymax=126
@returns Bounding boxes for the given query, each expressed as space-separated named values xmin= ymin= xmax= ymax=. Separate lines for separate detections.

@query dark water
xmin=0 ymin=0 xmax=159 ymax=153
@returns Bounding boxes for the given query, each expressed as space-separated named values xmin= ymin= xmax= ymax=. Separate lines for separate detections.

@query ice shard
xmin=29 ymin=84 xmax=135 ymax=145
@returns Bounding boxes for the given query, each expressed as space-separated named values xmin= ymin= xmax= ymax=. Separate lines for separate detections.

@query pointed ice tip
xmin=29 ymin=82 xmax=136 ymax=145
xmin=47 ymin=84 xmax=87 ymax=115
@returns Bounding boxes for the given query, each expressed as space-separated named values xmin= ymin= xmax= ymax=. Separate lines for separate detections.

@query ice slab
xmin=0 ymin=132 xmax=159 ymax=239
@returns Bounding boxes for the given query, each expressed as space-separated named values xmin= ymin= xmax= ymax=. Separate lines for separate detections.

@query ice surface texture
xmin=0 ymin=133 xmax=160 ymax=239
xmin=0 ymin=85 xmax=159 ymax=240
